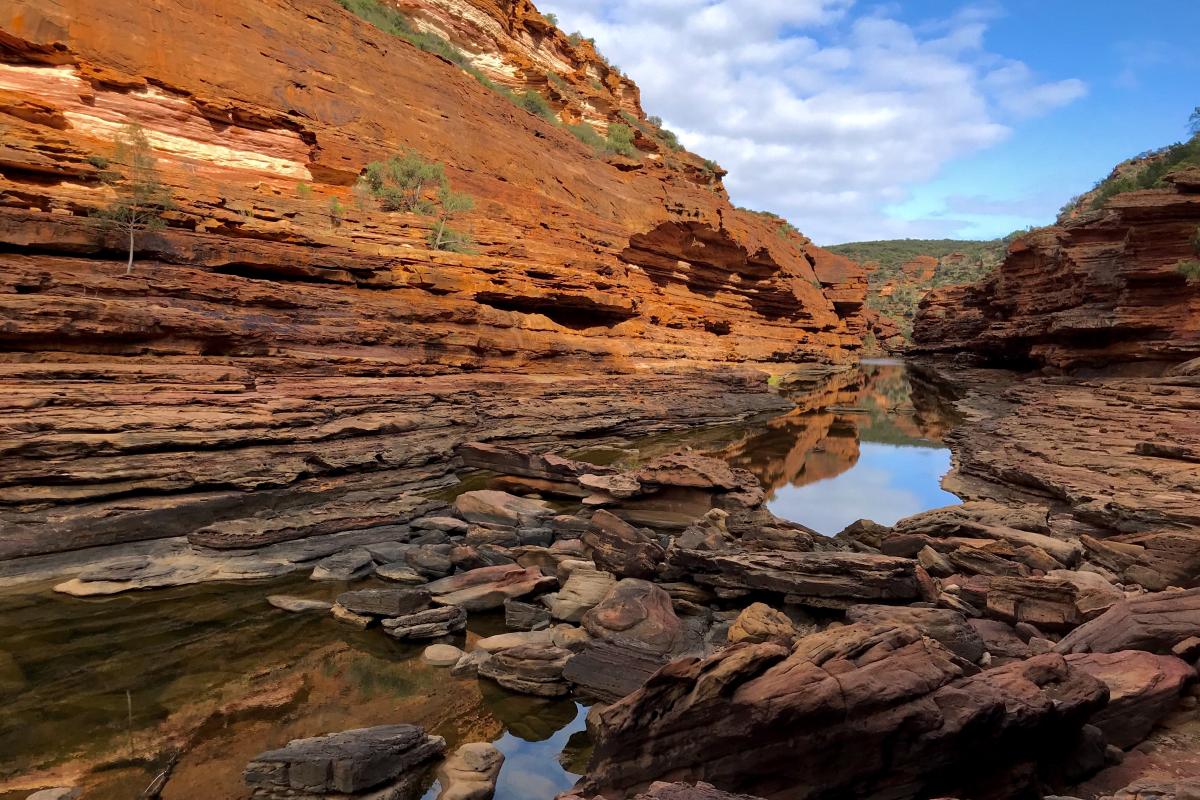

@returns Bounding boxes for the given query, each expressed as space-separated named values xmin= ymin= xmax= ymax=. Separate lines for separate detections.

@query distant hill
xmin=826 ymin=239 xmax=1007 ymax=339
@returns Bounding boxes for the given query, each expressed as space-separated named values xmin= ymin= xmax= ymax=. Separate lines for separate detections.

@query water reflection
xmin=0 ymin=576 xmax=585 ymax=799
xmin=708 ymin=360 xmax=963 ymax=534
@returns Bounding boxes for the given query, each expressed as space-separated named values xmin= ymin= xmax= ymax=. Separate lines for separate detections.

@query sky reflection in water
xmin=767 ymin=442 xmax=960 ymax=534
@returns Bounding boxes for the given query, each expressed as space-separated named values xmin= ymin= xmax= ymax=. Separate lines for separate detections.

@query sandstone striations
xmin=912 ymin=175 xmax=1200 ymax=371
xmin=0 ymin=0 xmax=868 ymax=560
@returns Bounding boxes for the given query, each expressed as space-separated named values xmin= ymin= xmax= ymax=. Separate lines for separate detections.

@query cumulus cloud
xmin=539 ymin=0 xmax=1086 ymax=243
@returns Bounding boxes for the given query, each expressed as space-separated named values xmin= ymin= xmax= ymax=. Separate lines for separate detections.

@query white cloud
xmin=539 ymin=0 xmax=1086 ymax=243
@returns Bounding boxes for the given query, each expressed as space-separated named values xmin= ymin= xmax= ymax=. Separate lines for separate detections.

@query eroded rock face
xmin=911 ymin=180 xmax=1200 ymax=371
xmin=0 ymin=0 xmax=866 ymax=561
xmin=583 ymin=623 xmax=1108 ymax=800
xmin=581 ymin=579 xmax=684 ymax=656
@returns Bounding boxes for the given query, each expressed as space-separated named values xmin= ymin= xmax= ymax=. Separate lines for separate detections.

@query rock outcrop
xmin=582 ymin=623 xmax=1108 ymax=800
xmin=912 ymin=176 xmax=1200 ymax=371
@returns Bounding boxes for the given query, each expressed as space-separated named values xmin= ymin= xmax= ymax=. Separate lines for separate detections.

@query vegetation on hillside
xmin=827 ymin=239 xmax=1009 ymax=339
xmin=356 ymin=151 xmax=475 ymax=252
xmin=1058 ymin=107 xmax=1200 ymax=218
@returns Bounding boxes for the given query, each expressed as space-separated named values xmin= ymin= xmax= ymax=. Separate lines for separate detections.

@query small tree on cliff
xmin=93 ymin=124 xmax=175 ymax=274
xmin=360 ymin=151 xmax=446 ymax=213
xmin=1190 ymin=106 xmax=1200 ymax=136
xmin=429 ymin=186 xmax=474 ymax=252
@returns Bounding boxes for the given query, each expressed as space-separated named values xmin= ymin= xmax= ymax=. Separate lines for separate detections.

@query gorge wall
xmin=912 ymin=171 xmax=1200 ymax=372
xmin=0 ymin=0 xmax=868 ymax=560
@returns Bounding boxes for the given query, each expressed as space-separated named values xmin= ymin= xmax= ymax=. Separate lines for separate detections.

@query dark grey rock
xmin=382 ymin=606 xmax=467 ymax=640
xmin=505 ymin=598 xmax=551 ymax=631
xmin=336 ymin=588 xmax=431 ymax=618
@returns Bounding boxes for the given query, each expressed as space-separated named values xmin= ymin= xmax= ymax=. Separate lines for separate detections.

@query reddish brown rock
xmin=1066 ymin=651 xmax=1194 ymax=749
xmin=425 ymin=564 xmax=556 ymax=611
xmin=1057 ymin=589 xmax=1200 ymax=655
xmin=582 ymin=578 xmax=684 ymax=655
xmin=583 ymin=510 xmax=665 ymax=580
xmin=582 ymin=623 xmax=1108 ymax=800
xmin=912 ymin=179 xmax=1200 ymax=371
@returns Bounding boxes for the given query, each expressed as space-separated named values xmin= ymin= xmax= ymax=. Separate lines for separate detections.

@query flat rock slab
xmin=424 ymin=644 xmax=464 ymax=667
xmin=336 ymin=588 xmax=431 ymax=618
xmin=452 ymin=490 xmax=552 ymax=527
xmin=192 ymin=493 xmax=438 ymax=549
xmin=268 ymin=595 xmax=334 ymax=613
xmin=383 ymin=606 xmax=467 ymax=640
xmin=425 ymin=565 xmax=556 ymax=612
xmin=671 ymin=549 xmax=921 ymax=602
xmin=562 ymin=637 xmax=668 ymax=704
xmin=311 ymin=548 xmax=375 ymax=582
xmin=477 ymin=643 xmax=572 ymax=697
xmin=243 ymin=724 xmax=445 ymax=795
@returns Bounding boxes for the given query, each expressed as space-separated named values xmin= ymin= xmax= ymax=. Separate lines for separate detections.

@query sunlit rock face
xmin=912 ymin=174 xmax=1200 ymax=372
xmin=0 ymin=0 xmax=871 ymax=559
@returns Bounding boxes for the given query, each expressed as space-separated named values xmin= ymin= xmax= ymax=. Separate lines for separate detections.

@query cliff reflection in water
xmin=712 ymin=360 xmax=963 ymax=534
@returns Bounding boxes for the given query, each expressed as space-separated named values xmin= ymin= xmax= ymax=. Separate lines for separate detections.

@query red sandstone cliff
xmin=913 ymin=171 xmax=1200 ymax=372
xmin=0 ymin=0 xmax=866 ymax=374
xmin=0 ymin=0 xmax=868 ymax=559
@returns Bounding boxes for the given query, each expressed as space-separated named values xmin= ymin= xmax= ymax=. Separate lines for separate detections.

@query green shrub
xmin=1085 ymin=133 xmax=1200 ymax=211
xmin=336 ymin=0 xmax=467 ymax=67
xmin=519 ymin=90 xmax=557 ymax=122
xmin=604 ymin=122 xmax=636 ymax=157
xmin=361 ymin=151 xmax=447 ymax=213
xmin=1192 ymin=226 xmax=1200 ymax=255
xmin=329 ymin=197 xmax=343 ymax=228
xmin=1177 ymin=259 xmax=1200 ymax=282
xmin=296 ymin=182 xmax=312 ymax=198
xmin=566 ymin=122 xmax=604 ymax=149
xmin=701 ymin=158 xmax=721 ymax=175
xmin=429 ymin=186 xmax=475 ymax=252
xmin=87 ymin=154 xmax=110 ymax=170
xmin=543 ymin=12 xmax=558 ymax=26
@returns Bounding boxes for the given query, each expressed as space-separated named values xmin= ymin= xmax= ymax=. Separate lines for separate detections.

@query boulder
xmin=670 ymin=549 xmax=922 ymax=604
xmin=504 ymin=598 xmax=551 ymax=631
xmin=477 ymin=643 xmax=572 ymax=697
xmin=453 ymin=490 xmax=552 ymax=528
xmin=406 ymin=545 xmax=455 ymax=579
xmin=330 ymin=602 xmax=374 ymax=629
xmin=268 ymin=595 xmax=333 ymax=613
xmin=1057 ymin=588 xmax=1200 ymax=655
xmin=582 ymin=579 xmax=684 ymax=655
xmin=969 ymin=619 xmax=1033 ymax=665
xmin=243 ymin=724 xmax=444 ymax=797
xmin=310 ymin=548 xmax=376 ymax=581
xmin=985 ymin=576 xmax=1082 ymax=631
xmin=1065 ymin=651 xmax=1195 ymax=748
xmin=336 ymin=588 xmax=431 ymax=618
xmin=846 ymin=604 xmax=985 ymax=662
xmin=583 ymin=510 xmax=665 ymax=580
xmin=551 ymin=568 xmax=618 ymax=623
xmin=436 ymin=741 xmax=505 ymax=800
xmin=424 ymin=644 xmax=464 ymax=667
xmin=376 ymin=562 xmax=428 ymax=585
xmin=425 ymin=565 xmax=557 ymax=612
xmin=383 ymin=606 xmax=467 ymax=640
xmin=1048 ymin=569 xmax=1124 ymax=620
xmin=727 ymin=603 xmax=799 ymax=646
xmin=563 ymin=638 xmax=670 ymax=704
xmin=582 ymin=623 xmax=1107 ymax=800
xmin=413 ymin=516 xmax=470 ymax=535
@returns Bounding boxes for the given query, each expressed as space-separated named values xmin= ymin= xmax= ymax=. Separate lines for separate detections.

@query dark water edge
xmin=0 ymin=360 xmax=963 ymax=797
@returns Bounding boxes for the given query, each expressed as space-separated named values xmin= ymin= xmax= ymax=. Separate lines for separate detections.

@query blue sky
xmin=539 ymin=0 xmax=1200 ymax=243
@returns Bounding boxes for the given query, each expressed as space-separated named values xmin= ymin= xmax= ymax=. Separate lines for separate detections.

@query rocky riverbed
xmin=6 ymin=357 xmax=1200 ymax=800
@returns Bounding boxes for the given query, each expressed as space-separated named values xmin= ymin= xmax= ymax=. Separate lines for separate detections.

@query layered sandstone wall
xmin=912 ymin=173 xmax=1200 ymax=372
xmin=0 ymin=0 xmax=867 ymax=560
